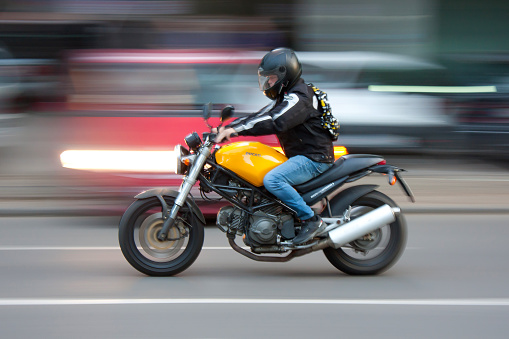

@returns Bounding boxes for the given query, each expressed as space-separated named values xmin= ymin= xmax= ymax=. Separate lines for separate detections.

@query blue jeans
xmin=263 ymin=155 xmax=333 ymax=220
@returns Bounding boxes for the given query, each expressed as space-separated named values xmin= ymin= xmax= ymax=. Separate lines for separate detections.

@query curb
xmin=401 ymin=207 xmax=509 ymax=214
xmin=1 ymin=204 xmax=508 ymax=217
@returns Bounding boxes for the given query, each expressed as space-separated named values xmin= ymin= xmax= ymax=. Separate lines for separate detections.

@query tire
xmin=119 ymin=197 xmax=204 ymax=276
xmin=323 ymin=190 xmax=407 ymax=275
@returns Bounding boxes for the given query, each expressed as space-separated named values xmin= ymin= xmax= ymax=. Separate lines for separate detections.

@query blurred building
xmin=1 ymin=0 xmax=508 ymax=157
xmin=1 ymin=0 xmax=508 ymax=57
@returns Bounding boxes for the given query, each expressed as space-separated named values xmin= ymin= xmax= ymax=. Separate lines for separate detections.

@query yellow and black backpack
xmin=308 ymin=83 xmax=340 ymax=141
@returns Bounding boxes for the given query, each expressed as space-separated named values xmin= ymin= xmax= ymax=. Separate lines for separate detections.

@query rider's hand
xmin=215 ymin=127 xmax=237 ymax=143
xmin=211 ymin=126 xmax=223 ymax=136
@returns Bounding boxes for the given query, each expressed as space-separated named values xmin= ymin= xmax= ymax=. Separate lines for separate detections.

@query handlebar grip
xmin=208 ymin=131 xmax=238 ymax=143
xmin=203 ymin=132 xmax=216 ymax=141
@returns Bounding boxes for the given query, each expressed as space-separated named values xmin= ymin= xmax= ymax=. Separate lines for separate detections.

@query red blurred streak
xmin=64 ymin=116 xmax=279 ymax=148
xmin=66 ymin=49 xmax=262 ymax=64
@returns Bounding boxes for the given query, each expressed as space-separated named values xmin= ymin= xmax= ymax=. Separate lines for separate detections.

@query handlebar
xmin=204 ymin=132 xmax=238 ymax=144
xmin=203 ymin=132 xmax=217 ymax=142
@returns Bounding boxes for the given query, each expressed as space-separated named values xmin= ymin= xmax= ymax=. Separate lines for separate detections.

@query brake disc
xmin=139 ymin=212 xmax=185 ymax=259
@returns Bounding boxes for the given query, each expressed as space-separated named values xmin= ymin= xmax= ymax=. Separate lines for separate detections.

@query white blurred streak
xmin=368 ymin=85 xmax=497 ymax=93
xmin=60 ymin=150 xmax=176 ymax=173
xmin=297 ymin=51 xmax=444 ymax=70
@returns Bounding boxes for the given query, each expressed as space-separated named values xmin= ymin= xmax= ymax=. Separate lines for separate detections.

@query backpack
xmin=308 ymin=83 xmax=340 ymax=141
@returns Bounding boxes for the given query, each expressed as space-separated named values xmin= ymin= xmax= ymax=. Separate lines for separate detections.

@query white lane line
xmin=1 ymin=298 xmax=508 ymax=307
xmin=0 ymin=247 xmax=235 ymax=251
xmin=0 ymin=246 xmax=422 ymax=251
xmin=414 ymin=177 xmax=509 ymax=182
xmin=0 ymin=247 xmax=119 ymax=251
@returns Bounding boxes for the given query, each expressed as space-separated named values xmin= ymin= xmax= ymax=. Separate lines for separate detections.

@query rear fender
xmin=370 ymin=165 xmax=415 ymax=202
xmin=135 ymin=188 xmax=206 ymax=224
xmin=323 ymin=184 xmax=379 ymax=217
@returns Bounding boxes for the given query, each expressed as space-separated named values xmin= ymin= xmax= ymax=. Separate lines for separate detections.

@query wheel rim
xmin=134 ymin=211 xmax=190 ymax=263
xmin=340 ymin=205 xmax=392 ymax=261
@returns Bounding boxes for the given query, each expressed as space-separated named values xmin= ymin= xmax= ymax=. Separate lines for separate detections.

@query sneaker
xmin=292 ymin=215 xmax=326 ymax=245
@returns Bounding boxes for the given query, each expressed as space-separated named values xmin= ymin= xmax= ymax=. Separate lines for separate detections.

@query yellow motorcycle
xmin=119 ymin=105 xmax=415 ymax=276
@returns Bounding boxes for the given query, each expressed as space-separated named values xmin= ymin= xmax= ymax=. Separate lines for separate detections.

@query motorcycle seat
xmin=294 ymin=154 xmax=384 ymax=194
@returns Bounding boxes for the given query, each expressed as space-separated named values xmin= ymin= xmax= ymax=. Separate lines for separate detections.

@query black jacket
xmin=227 ymin=79 xmax=334 ymax=163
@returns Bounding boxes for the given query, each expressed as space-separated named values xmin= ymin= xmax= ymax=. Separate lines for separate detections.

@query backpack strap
xmin=307 ymin=83 xmax=340 ymax=141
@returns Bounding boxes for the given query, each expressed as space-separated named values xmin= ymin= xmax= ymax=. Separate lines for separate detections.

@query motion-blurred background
xmin=0 ymin=0 xmax=508 ymax=206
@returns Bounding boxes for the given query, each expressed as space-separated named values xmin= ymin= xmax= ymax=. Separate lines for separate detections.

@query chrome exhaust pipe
xmin=327 ymin=204 xmax=400 ymax=249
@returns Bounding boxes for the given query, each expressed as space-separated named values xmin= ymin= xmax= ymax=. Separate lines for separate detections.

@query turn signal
xmin=389 ymin=175 xmax=397 ymax=186
xmin=333 ymin=146 xmax=348 ymax=159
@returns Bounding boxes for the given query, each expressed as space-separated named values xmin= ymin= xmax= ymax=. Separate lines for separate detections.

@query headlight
xmin=174 ymin=144 xmax=191 ymax=175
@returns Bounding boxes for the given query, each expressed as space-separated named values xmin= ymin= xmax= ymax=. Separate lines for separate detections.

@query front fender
xmin=135 ymin=187 xmax=206 ymax=225
xmin=324 ymin=184 xmax=379 ymax=217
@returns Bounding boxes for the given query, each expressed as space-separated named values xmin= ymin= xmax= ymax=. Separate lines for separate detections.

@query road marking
xmin=415 ymin=177 xmax=509 ymax=182
xmin=0 ymin=246 xmax=421 ymax=251
xmin=0 ymin=298 xmax=508 ymax=307
xmin=0 ymin=246 xmax=119 ymax=251
xmin=0 ymin=246 xmax=236 ymax=251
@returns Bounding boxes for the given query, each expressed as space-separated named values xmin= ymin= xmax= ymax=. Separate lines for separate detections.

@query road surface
xmin=0 ymin=214 xmax=508 ymax=338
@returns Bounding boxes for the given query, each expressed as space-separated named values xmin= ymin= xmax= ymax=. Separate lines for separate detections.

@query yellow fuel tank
xmin=215 ymin=141 xmax=288 ymax=187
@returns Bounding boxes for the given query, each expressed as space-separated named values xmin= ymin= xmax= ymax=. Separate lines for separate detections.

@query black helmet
xmin=258 ymin=47 xmax=302 ymax=100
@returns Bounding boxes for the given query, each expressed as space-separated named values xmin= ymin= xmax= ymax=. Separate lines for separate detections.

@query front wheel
xmin=323 ymin=191 xmax=407 ymax=275
xmin=119 ymin=197 xmax=204 ymax=276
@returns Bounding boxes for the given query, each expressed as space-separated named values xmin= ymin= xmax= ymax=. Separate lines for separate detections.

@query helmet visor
xmin=258 ymin=67 xmax=286 ymax=91
xmin=258 ymin=74 xmax=278 ymax=91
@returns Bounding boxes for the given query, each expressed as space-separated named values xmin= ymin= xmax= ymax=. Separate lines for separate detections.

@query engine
xmin=208 ymin=156 xmax=296 ymax=248
xmin=216 ymin=207 xmax=295 ymax=247
xmin=249 ymin=211 xmax=278 ymax=245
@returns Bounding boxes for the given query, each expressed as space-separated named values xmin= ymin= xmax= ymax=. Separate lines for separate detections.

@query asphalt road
xmin=1 ymin=214 xmax=509 ymax=338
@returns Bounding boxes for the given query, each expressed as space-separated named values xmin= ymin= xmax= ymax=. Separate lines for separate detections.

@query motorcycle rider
xmin=215 ymin=47 xmax=335 ymax=244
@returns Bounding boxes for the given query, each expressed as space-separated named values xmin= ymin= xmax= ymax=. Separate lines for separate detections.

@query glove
xmin=214 ymin=127 xmax=238 ymax=143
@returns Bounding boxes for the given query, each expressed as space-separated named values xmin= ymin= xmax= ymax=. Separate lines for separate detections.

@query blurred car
xmin=298 ymin=51 xmax=454 ymax=153
xmin=63 ymin=49 xmax=453 ymax=151
xmin=58 ymin=49 xmax=455 ymax=214
xmin=0 ymin=47 xmax=27 ymax=146
xmin=0 ymin=48 xmax=61 ymax=110
xmin=453 ymin=95 xmax=509 ymax=159
xmin=0 ymin=45 xmax=64 ymax=150
xmin=0 ymin=20 xmax=106 ymax=112
xmin=0 ymin=19 xmax=104 ymax=147
xmin=442 ymin=56 xmax=509 ymax=160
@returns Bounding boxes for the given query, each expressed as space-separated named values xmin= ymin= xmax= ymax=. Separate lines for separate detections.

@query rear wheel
xmin=119 ymin=197 xmax=204 ymax=276
xmin=323 ymin=191 xmax=407 ymax=275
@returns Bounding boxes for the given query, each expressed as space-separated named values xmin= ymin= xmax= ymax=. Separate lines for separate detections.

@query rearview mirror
xmin=202 ymin=102 xmax=212 ymax=120
xmin=221 ymin=105 xmax=235 ymax=122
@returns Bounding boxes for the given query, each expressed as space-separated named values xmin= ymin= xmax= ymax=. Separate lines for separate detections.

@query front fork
xmin=157 ymin=143 xmax=212 ymax=241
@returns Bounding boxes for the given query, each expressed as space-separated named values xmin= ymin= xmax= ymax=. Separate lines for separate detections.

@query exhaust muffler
xmin=327 ymin=204 xmax=400 ymax=249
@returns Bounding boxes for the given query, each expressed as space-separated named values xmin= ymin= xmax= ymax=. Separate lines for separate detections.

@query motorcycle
xmin=119 ymin=104 xmax=415 ymax=276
